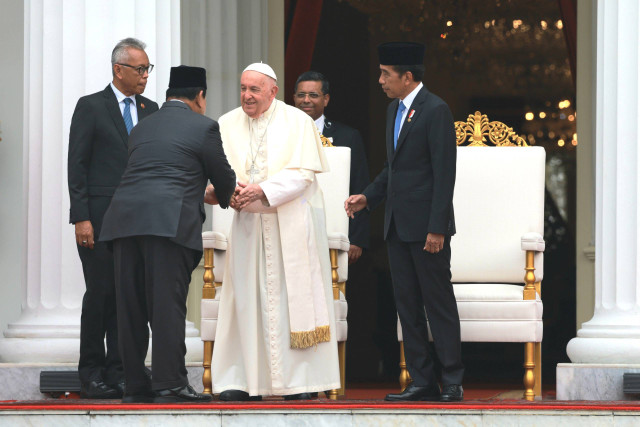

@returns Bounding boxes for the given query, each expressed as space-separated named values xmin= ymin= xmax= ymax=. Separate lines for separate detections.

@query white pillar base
xmin=567 ymin=337 xmax=640 ymax=364
xmin=557 ymin=363 xmax=640 ymax=400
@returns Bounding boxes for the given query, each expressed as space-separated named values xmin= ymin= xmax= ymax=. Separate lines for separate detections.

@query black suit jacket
xmin=99 ymin=101 xmax=236 ymax=253
xmin=68 ymin=85 xmax=159 ymax=231
xmin=363 ymin=86 xmax=456 ymax=242
xmin=323 ymin=119 xmax=371 ymax=249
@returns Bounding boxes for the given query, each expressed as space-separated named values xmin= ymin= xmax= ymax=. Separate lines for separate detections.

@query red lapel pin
xmin=141 ymin=103 xmax=145 ymax=109
xmin=407 ymin=109 xmax=415 ymax=122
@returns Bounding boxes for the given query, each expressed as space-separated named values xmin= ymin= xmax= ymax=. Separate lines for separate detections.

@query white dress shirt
xmin=110 ymin=82 xmax=139 ymax=127
xmin=397 ymin=82 xmax=423 ymax=135
xmin=314 ymin=114 xmax=326 ymax=134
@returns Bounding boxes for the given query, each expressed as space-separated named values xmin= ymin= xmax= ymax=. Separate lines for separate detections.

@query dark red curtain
xmin=558 ymin=0 xmax=577 ymax=89
xmin=284 ymin=0 xmax=324 ymax=102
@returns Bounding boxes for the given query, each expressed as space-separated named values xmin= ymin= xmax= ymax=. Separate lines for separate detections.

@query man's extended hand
xmin=344 ymin=194 xmax=367 ymax=218
xmin=229 ymin=185 xmax=242 ymax=211
xmin=235 ymin=182 xmax=266 ymax=210
xmin=424 ymin=233 xmax=444 ymax=254
xmin=75 ymin=220 xmax=95 ymax=249
xmin=204 ymin=184 xmax=219 ymax=205
xmin=348 ymin=244 xmax=363 ymax=264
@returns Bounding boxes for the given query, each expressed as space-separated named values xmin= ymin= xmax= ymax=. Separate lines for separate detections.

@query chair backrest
xmin=450 ymin=112 xmax=545 ymax=283
xmin=317 ymin=146 xmax=351 ymax=237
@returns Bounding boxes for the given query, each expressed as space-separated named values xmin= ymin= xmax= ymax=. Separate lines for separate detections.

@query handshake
xmin=205 ymin=182 xmax=267 ymax=211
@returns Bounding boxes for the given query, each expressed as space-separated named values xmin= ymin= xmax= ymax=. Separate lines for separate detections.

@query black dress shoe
xmin=440 ymin=384 xmax=463 ymax=402
xmin=384 ymin=384 xmax=441 ymax=401
xmin=219 ymin=389 xmax=262 ymax=401
xmin=154 ymin=384 xmax=213 ymax=403
xmin=122 ymin=390 xmax=156 ymax=403
xmin=110 ymin=381 xmax=125 ymax=398
xmin=283 ymin=392 xmax=316 ymax=400
xmin=80 ymin=380 xmax=120 ymax=399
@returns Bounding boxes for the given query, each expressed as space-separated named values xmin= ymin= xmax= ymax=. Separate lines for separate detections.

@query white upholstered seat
xmin=396 ymin=113 xmax=546 ymax=401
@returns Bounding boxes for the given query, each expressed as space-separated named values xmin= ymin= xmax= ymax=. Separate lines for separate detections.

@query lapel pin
xmin=408 ymin=109 xmax=415 ymax=122
xmin=141 ymin=103 xmax=145 ymax=109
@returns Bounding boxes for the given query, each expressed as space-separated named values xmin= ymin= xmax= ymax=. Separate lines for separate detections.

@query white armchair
xmin=316 ymin=145 xmax=351 ymax=398
xmin=200 ymin=204 xmax=234 ymax=394
xmin=396 ymin=112 xmax=546 ymax=401
xmin=200 ymin=144 xmax=352 ymax=399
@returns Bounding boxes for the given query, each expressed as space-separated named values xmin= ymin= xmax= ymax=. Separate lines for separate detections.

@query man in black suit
xmin=293 ymin=71 xmax=370 ymax=263
xmin=67 ymin=37 xmax=158 ymax=399
xmin=100 ymin=66 xmax=236 ymax=403
xmin=345 ymin=42 xmax=464 ymax=402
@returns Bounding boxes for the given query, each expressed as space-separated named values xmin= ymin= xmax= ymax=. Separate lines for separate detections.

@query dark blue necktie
xmin=123 ymin=98 xmax=133 ymax=134
xmin=394 ymin=101 xmax=406 ymax=149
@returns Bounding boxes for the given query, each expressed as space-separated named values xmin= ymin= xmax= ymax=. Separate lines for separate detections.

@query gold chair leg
xmin=203 ymin=340 xmax=213 ymax=394
xmin=201 ymin=247 xmax=216 ymax=395
xmin=338 ymin=341 xmax=346 ymax=396
xmin=534 ymin=281 xmax=542 ymax=398
xmin=522 ymin=253 xmax=540 ymax=400
xmin=399 ymin=342 xmax=411 ymax=391
xmin=328 ymin=248 xmax=341 ymax=400
xmin=523 ymin=342 xmax=535 ymax=401
xmin=330 ymin=248 xmax=340 ymax=300
xmin=534 ymin=342 xmax=542 ymax=397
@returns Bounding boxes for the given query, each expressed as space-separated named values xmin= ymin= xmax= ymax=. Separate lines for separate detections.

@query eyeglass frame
xmin=294 ymin=91 xmax=325 ymax=100
xmin=116 ymin=63 xmax=154 ymax=76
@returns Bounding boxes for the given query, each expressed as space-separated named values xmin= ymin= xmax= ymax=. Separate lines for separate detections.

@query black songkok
xmin=168 ymin=65 xmax=207 ymax=89
xmin=377 ymin=42 xmax=425 ymax=65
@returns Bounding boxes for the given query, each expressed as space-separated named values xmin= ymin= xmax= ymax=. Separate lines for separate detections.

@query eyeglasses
xmin=117 ymin=63 xmax=154 ymax=76
xmin=295 ymin=92 xmax=322 ymax=100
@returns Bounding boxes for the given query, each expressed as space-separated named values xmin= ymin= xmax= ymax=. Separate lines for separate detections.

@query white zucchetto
xmin=243 ymin=62 xmax=277 ymax=81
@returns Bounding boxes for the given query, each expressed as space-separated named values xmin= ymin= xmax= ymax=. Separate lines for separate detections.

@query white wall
xmin=0 ymin=0 xmax=25 ymax=335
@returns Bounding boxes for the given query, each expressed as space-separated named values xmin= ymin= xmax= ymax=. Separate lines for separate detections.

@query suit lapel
xmin=394 ymin=87 xmax=427 ymax=155
xmin=136 ymin=94 xmax=150 ymax=121
xmin=387 ymin=100 xmax=398 ymax=163
xmin=103 ymin=85 xmax=129 ymax=147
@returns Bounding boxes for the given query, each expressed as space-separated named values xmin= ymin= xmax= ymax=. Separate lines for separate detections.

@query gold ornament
xmin=455 ymin=111 xmax=528 ymax=147
xmin=319 ymin=133 xmax=334 ymax=147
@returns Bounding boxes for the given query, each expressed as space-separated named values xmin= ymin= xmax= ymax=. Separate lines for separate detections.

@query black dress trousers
xmin=113 ymin=235 xmax=198 ymax=392
xmin=386 ymin=220 xmax=464 ymax=386
xmin=76 ymin=203 xmax=123 ymax=386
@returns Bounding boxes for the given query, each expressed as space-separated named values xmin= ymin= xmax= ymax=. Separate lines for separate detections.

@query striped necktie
xmin=123 ymin=98 xmax=134 ymax=135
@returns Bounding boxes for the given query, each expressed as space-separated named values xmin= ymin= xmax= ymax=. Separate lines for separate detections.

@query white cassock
xmin=212 ymin=99 xmax=340 ymax=396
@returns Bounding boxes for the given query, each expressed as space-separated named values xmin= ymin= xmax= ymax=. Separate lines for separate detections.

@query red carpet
xmin=2 ymin=384 xmax=639 ymax=412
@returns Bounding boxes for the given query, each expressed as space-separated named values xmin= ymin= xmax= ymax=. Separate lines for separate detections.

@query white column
xmin=0 ymin=0 xmax=183 ymax=363
xmin=557 ymin=0 xmax=640 ymax=401
xmin=566 ymin=0 xmax=640 ymax=363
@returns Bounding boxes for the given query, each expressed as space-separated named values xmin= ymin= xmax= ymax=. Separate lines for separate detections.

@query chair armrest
xmin=203 ymin=231 xmax=228 ymax=250
xmin=521 ymin=232 xmax=545 ymax=252
xmin=328 ymin=232 xmax=350 ymax=252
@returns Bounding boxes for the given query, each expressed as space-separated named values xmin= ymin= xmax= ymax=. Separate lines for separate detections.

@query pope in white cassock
xmin=212 ymin=63 xmax=340 ymax=401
